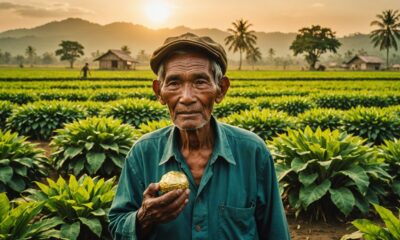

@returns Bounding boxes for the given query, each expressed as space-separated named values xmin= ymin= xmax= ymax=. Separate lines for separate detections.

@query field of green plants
xmin=1 ymin=69 xmax=399 ymax=239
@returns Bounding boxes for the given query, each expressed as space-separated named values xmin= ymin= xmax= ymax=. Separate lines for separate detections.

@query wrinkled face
xmin=153 ymin=52 xmax=227 ymax=131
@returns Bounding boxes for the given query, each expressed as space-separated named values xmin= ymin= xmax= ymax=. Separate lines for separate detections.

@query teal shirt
xmin=108 ymin=117 xmax=290 ymax=240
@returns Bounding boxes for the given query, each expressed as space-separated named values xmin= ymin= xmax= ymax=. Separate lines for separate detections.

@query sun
xmin=144 ymin=0 xmax=171 ymax=25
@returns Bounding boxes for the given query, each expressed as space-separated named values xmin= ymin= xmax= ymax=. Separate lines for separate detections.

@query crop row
xmin=1 ymin=99 xmax=399 ymax=145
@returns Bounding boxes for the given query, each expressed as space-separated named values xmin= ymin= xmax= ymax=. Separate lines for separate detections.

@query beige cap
xmin=150 ymin=32 xmax=227 ymax=75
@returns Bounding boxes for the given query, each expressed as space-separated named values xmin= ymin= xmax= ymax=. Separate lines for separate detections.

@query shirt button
xmin=195 ymin=225 xmax=201 ymax=232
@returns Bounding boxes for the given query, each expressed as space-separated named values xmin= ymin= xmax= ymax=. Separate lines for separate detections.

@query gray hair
xmin=156 ymin=50 xmax=223 ymax=90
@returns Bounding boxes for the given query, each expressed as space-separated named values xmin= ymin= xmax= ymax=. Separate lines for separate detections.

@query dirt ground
xmin=34 ymin=141 xmax=355 ymax=239
xmin=287 ymin=215 xmax=354 ymax=240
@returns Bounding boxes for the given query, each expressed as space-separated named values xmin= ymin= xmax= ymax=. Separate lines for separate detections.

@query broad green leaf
xmin=60 ymin=222 xmax=80 ymax=240
xmin=65 ymin=147 xmax=83 ymax=159
xmin=86 ymin=152 xmax=106 ymax=174
xmin=373 ymin=204 xmax=400 ymax=239
xmin=0 ymin=166 xmax=13 ymax=183
xmin=299 ymin=179 xmax=331 ymax=208
xmin=0 ymin=192 xmax=10 ymax=218
xmin=79 ymin=217 xmax=102 ymax=237
xmin=299 ymin=171 xmax=318 ymax=186
xmin=352 ymin=219 xmax=392 ymax=240
xmin=8 ymin=175 xmax=25 ymax=192
xmin=90 ymin=208 xmax=106 ymax=216
xmin=339 ymin=165 xmax=369 ymax=195
xmin=329 ymin=187 xmax=355 ymax=216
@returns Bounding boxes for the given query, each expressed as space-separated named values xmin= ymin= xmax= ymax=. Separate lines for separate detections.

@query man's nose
xmin=179 ymin=83 xmax=196 ymax=104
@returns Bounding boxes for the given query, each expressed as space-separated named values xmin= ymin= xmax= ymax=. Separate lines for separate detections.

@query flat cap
xmin=150 ymin=32 xmax=227 ymax=75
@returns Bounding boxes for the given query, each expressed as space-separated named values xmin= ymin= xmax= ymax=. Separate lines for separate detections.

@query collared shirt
xmin=108 ymin=117 xmax=291 ymax=240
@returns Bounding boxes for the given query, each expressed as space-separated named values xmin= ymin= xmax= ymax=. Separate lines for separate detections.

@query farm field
xmin=1 ymin=67 xmax=400 ymax=80
xmin=0 ymin=68 xmax=399 ymax=239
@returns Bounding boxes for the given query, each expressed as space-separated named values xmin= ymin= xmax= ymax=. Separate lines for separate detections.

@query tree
xmin=55 ymin=40 xmax=84 ymax=68
xmin=225 ymin=19 xmax=257 ymax=70
xmin=370 ymin=9 xmax=400 ymax=69
xmin=290 ymin=25 xmax=341 ymax=70
xmin=268 ymin=48 xmax=275 ymax=63
xmin=41 ymin=52 xmax=56 ymax=65
xmin=136 ymin=50 xmax=150 ymax=64
xmin=246 ymin=46 xmax=262 ymax=69
xmin=14 ymin=55 xmax=25 ymax=67
xmin=121 ymin=45 xmax=131 ymax=55
xmin=25 ymin=46 xmax=36 ymax=67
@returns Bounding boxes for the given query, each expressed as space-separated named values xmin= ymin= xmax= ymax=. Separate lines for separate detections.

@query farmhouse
xmin=346 ymin=55 xmax=384 ymax=70
xmin=392 ymin=64 xmax=400 ymax=70
xmin=94 ymin=50 xmax=138 ymax=70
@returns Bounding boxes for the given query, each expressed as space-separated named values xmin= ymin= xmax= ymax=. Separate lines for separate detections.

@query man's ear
xmin=215 ymin=76 xmax=230 ymax=103
xmin=152 ymin=80 xmax=166 ymax=105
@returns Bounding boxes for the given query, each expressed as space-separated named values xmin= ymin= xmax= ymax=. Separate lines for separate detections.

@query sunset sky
xmin=0 ymin=0 xmax=399 ymax=36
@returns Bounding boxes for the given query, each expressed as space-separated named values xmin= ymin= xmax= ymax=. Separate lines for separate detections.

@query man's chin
xmin=173 ymin=119 xmax=209 ymax=131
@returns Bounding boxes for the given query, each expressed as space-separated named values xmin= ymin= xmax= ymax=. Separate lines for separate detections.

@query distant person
xmin=80 ymin=63 xmax=90 ymax=79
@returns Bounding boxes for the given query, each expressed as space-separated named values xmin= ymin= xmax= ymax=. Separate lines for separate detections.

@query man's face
xmin=153 ymin=52 xmax=228 ymax=131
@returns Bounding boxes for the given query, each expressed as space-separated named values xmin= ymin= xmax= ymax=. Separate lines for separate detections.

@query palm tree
xmin=225 ymin=19 xmax=257 ymax=70
xmin=246 ymin=46 xmax=262 ymax=70
xmin=121 ymin=45 xmax=131 ymax=55
xmin=370 ymin=9 xmax=400 ymax=69
xmin=25 ymin=46 xmax=36 ymax=67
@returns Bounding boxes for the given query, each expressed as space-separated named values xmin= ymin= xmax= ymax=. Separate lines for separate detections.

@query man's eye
xmin=167 ymin=80 xmax=179 ymax=86
xmin=195 ymin=79 xmax=207 ymax=85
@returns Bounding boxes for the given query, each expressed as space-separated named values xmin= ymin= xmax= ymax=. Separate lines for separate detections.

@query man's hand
xmin=136 ymin=183 xmax=190 ymax=238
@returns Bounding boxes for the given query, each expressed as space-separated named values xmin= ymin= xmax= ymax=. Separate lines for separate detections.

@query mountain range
xmin=0 ymin=18 xmax=384 ymax=60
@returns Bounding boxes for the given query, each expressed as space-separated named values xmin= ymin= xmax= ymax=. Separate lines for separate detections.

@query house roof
xmin=94 ymin=49 xmax=138 ymax=63
xmin=347 ymin=55 xmax=384 ymax=64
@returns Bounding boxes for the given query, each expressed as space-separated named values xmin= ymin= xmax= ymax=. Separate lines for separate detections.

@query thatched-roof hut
xmin=94 ymin=50 xmax=138 ymax=70
xmin=346 ymin=55 xmax=383 ymax=70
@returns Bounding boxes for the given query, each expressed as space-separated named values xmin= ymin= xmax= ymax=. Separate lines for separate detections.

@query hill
xmin=0 ymin=18 xmax=383 ymax=60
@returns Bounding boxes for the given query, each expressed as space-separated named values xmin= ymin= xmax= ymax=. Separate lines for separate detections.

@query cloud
xmin=0 ymin=1 xmax=93 ymax=18
xmin=311 ymin=2 xmax=325 ymax=8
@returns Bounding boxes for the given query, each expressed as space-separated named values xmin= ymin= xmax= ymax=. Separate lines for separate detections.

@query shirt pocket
xmin=218 ymin=205 xmax=257 ymax=239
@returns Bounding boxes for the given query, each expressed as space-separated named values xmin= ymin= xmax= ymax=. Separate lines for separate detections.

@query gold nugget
xmin=159 ymin=171 xmax=189 ymax=193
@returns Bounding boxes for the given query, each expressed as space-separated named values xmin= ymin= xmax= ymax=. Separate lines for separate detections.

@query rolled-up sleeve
xmin=255 ymin=150 xmax=291 ymax=240
xmin=108 ymin=149 xmax=144 ymax=240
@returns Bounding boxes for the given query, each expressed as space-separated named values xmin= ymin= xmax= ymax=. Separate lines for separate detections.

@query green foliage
xmin=341 ymin=107 xmax=400 ymax=145
xmin=90 ymin=92 xmax=121 ymax=102
xmin=24 ymin=175 xmax=116 ymax=240
xmin=0 ymin=193 xmax=64 ymax=240
xmin=269 ymin=127 xmax=391 ymax=220
xmin=314 ymin=94 xmax=396 ymax=110
xmin=55 ymin=40 xmax=85 ymax=69
xmin=0 ymin=130 xmax=49 ymax=198
xmin=290 ymin=25 xmax=341 ymax=70
xmin=213 ymin=97 xmax=254 ymax=118
xmin=0 ymin=101 xmax=14 ymax=129
xmin=0 ymin=92 xmax=37 ymax=104
xmin=268 ymin=97 xmax=315 ymax=116
xmin=133 ymin=119 xmax=172 ymax=140
xmin=221 ymin=108 xmax=295 ymax=140
xmin=101 ymin=99 xmax=168 ymax=128
xmin=378 ymin=139 xmax=400 ymax=198
xmin=342 ymin=204 xmax=400 ymax=240
xmin=51 ymin=116 xmax=135 ymax=177
xmin=7 ymin=101 xmax=86 ymax=140
xmin=297 ymin=108 xmax=343 ymax=131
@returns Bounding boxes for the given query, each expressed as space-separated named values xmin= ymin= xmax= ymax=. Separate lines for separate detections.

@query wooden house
xmin=346 ymin=55 xmax=384 ymax=70
xmin=94 ymin=50 xmax=138 ymax=70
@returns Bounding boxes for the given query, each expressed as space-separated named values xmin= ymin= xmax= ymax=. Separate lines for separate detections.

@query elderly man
xmin=108 ymin=33 xmax=290 ymax=240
